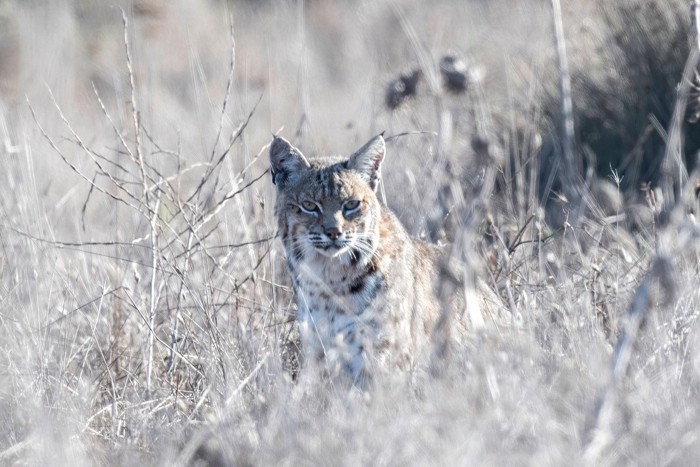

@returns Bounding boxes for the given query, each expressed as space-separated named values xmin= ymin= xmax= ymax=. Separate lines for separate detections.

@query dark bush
xmin=563 ymin=1 xmax=698 ymax=193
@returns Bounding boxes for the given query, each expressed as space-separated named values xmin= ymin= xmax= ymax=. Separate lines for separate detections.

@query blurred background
xmin=1 ymin=0 xmax=696 ymax=235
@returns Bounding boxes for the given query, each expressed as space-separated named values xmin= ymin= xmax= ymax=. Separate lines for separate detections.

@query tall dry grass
xmin=0 ymin=0 xmax=699 ymax=465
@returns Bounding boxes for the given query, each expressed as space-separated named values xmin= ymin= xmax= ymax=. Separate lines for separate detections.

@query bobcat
xmin=270 ymin=134 xmax=440 ymax=386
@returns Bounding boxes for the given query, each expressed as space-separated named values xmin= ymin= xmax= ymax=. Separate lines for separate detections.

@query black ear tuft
xmin=269 ymin=136 xmax=310 ymax=188
xmin=345 ymin=135 xmax=386 ymax=191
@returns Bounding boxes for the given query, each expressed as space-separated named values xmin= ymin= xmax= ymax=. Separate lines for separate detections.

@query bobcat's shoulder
xmin=270 ymin=134 xmax=439 ymax=386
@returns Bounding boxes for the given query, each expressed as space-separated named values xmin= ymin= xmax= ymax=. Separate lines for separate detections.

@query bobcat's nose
xmin=325 ymin=227 xmax=341 ymax=241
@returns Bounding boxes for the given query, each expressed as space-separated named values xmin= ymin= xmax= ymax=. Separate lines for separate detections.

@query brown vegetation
xmin=1 ymin=0 xmax=700 ymax=465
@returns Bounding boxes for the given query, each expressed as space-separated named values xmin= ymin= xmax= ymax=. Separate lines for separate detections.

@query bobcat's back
xmin=270 ymin=135 xmax=439 ymax=386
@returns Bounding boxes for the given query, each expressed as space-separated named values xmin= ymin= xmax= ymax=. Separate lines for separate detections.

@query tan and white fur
xmin=270 ymin=135 xmax=440 ymax=386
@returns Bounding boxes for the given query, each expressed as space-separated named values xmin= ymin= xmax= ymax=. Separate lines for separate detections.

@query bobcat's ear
xmin=270 ymin=136 xmax=310 ymax=188
xmin=345 ymin=135 xmax=385 ymax=191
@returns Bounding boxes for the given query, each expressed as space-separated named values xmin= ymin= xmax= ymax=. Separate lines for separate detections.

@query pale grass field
xmin=1 ymin=0 xmax=700 ymax=465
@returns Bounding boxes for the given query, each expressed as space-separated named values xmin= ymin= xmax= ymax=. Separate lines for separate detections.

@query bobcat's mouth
xmin=316 ymin=240 xmax=349 ymax=257
xmin=306 ymin=231 xmax=355 ymax=258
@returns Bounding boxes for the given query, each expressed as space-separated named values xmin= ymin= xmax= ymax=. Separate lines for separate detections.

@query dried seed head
xmin=385 ymin=68 xmax=423 ymax=109
xmin=439 ymin=54 xmax=469 ymax=93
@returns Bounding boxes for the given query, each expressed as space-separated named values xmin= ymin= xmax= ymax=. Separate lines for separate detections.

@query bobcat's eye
xmin=343 ymin=199 xmax=361 ymax=213
xmin=300 ymin=200 xmax=320 ymax=214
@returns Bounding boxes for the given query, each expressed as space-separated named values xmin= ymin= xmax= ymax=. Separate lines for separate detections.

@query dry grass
xmin=1 ymin=0 xmax=700 ymax=465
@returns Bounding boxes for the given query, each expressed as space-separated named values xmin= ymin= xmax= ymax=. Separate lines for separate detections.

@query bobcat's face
xmin=270 ymin=135 xmax=385 ymax=263
xmin=284 ymin=170 xmax=380 ymax=259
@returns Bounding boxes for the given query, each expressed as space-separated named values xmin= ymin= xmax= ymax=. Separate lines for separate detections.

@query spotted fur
xmin=270 ymin=135 xmax=439 ymax=386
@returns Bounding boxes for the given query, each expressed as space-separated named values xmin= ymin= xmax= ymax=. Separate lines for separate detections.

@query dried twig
xmin=584 ymin=255 xmax=676 ymax=462
xmin=550 ymin=0 xmax=583 ymax=225
xmin=185 ymin=94 xmax=263 ymax=207
xmin=27 ymin=98 xmax=145 ymax=216
xmin=119 ymin=8 xmax=148 ymax=204
xmin=209 ymin=14 xmax=236 ymax=164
